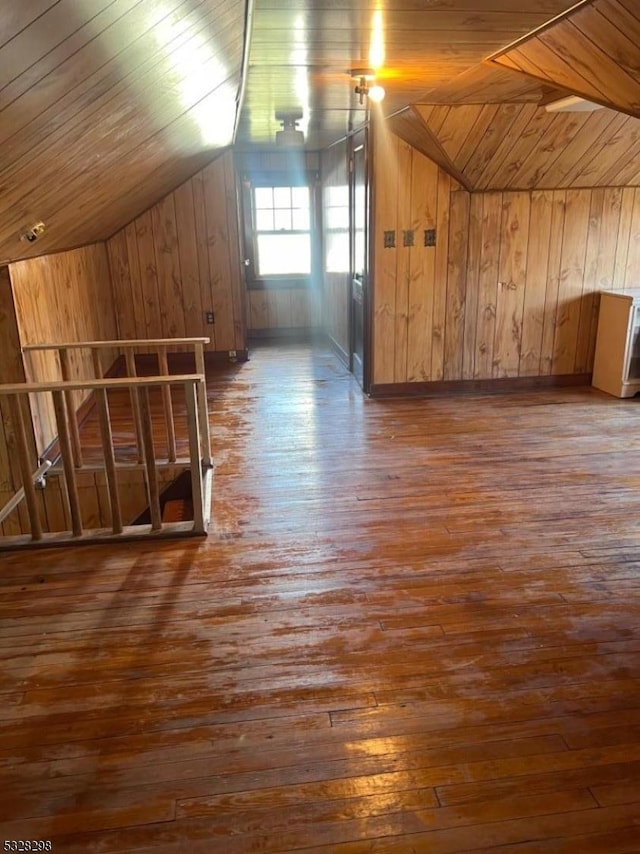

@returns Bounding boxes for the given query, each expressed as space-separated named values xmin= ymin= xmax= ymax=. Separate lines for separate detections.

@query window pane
xmin=254 ymin=187 xmax=273 ymax=209
xmin=326 ymin=207 xmax=348 ymax=229
xmin=292 ymin=207 xmax=310 ymax=230
xmin=255 ymin=209 xmax=274 ymax=231
xmin=273 ymin=187 xmax=292 ymax=208
xmin=325 ymin=232 xmax=349 ymax=273
xmin=274 ymin=209 xmax=292 ymax=231
xmin=292 ymin=186 xmax=309 ymax=208
xmin=354 ymin=230 xmax=365 ymax=276
xmin=325 ymin=185 xmax=348 ymax=207
xmin=257 ymin=234 xmax=311 ymax=275
xmin=355 ymin=185 xmax=366 ymax=229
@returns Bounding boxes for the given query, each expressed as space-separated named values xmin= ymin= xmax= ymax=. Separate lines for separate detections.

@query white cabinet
xmin=592 ymin=289 xmax=640 ymax=398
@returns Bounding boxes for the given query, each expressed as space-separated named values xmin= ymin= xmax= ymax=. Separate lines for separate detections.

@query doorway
xmin=349 ymin=130 xmax=370 ymax=391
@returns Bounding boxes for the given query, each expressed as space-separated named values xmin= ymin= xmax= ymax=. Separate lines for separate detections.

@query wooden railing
xmin=0 ymin=460 xmax=51 ymax=530
xmin=0 ymin=339 xmax=214 ymax=550
xmin=22 ymin=337 xmax=211 ymax=467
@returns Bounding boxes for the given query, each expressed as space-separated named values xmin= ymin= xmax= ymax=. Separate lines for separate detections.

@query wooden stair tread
xmin=162 ymin=499 xmax=191 ymax=523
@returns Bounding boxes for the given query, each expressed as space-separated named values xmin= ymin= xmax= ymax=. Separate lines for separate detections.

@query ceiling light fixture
xmin=352 ymin=68 xmax=385 ymax=105
xmin=367 ymin=84 xmax=385 ymax=103
xmin=275 ymin=111 xmax=305 ymax=147
xmin=545 ymin=95 xmax=604 ymax=113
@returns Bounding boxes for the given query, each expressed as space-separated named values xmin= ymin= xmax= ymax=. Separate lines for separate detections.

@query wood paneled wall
xmin=321 ymin=139 xmax=350 ymax=358
xmin=0 ymin=265 xmax=31 ymax=536
xmin=108 ymin=150 xmax=246 ymax=354
xmin=3 ymin=244 xmax=120 ymax=535
xmin=372 ymin=127 xmax=640 ymax=386
xmin=9 ymin=243 xmax=118 ymax=452
xmin=373 ymin=131 xmax=458 ymax=384
xmin=247 ymin=289 xmax=321 ymax=334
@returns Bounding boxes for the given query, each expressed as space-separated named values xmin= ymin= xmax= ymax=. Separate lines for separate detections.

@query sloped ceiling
xmin=0 ymin=0 xmax=246 ymax=263
xmin=412 ymin=62 xmax=561 ymax=107
xmin=389 ymin=0 xmax=640 ymax=191
xmin=4 ymin=0 xmax=640 ymax=264
xmin=393 ymin=102 xmax=640 ymax=190
xmin=489 ymin=0 xmax=640 ymax=118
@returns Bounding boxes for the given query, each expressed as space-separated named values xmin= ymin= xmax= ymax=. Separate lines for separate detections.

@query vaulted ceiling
xmin=1 ymin=0 xmax=640 ymax=264
xmin=0 ymin=0 xmax=246 ymax=264
xmin=390 ymin=102 xmax=640 ymax=190
xmin=489 ymin=0 xmax=640 ymax=118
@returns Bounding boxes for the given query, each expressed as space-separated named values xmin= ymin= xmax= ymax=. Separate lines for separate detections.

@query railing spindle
xmin=52 ymin=390 xmax=83 ymax=538
xmin=92 ymin=349 xmax=103 ymax=379
xmin=9 ymin=394 xmax=43 ymax=541
xmin=95 ymin=388 xmax=122 ymax=535
xmin=139 ymin=386 xmax=162 ymax=531
xmin=125 ymin=350 xmax=145 ymax=464
xmin=194 ymin=342 xmax=212 ymax=466
xmin=158 ymin=346 xmax=177 ymax=462
xmin=2 ymin=351 xmax=211 ymax=547
xmin=184 ymin=380 xmax=205 ymax=534
xmin=23 ymin=350 xmax=35 ymax=383
xmin=58 ymin=347 xmax=83 ymax=468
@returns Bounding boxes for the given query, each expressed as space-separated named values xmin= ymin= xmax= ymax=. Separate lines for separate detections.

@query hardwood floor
xmin=1 ymin=340 xmax=639 ymax=852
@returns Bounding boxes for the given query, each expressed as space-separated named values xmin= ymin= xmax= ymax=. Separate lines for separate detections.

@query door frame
xmin=348 ymin=127 xmax=373 ymax=394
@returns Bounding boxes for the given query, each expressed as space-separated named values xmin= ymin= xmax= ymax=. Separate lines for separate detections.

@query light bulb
xmin=367 ymin=84 xmax=385 ymax=103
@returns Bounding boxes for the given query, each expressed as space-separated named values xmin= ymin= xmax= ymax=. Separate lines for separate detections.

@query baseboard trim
xmin=369 ymin=373 xmax=592 ymax=398
xmin=248 ymin=327 xmax=322 ymax=340
xmin=327 ymin=335 xmax=349 ymax=367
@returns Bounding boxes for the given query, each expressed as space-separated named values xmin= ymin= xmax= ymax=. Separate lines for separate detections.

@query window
xmin=324 ymin=185 xmax=350 ymax=274
xmin=253 ymin=186 xmax=311 ymax=277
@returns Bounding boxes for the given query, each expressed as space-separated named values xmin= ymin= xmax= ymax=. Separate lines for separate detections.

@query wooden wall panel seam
xmin=612 ymin=187 xmax=635 ymax=288
xmin=550 ymin=189 xmax=592 ymax=374
xmin=519 ymin=190 xmax=553 ymax=377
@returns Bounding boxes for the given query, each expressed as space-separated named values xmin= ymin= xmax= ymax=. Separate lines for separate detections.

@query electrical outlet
xmin=424 ymin=228 xmax=436 ymax=247
xmin=205 ymin=311 xmax=215 ymax=324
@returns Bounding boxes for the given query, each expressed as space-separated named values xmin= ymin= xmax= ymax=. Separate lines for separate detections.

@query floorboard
xmin=0 ymin=340 xmax=639 ymax=851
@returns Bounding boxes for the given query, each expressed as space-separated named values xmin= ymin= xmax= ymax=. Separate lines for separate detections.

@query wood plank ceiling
xmin=236 ymin=0 xmax=583 ymax=150
xmin=0 ymin=0 xmax=246 ymax=263
xmin=390 ymin=102 xmax=640 ymax=190
xmin=489 ymin=0 xmax=640 ymax=119
xmin=1 ymin=0 xmax=632 ymax=264
xmin=395 ymin=0 xmax=640 ymax=191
